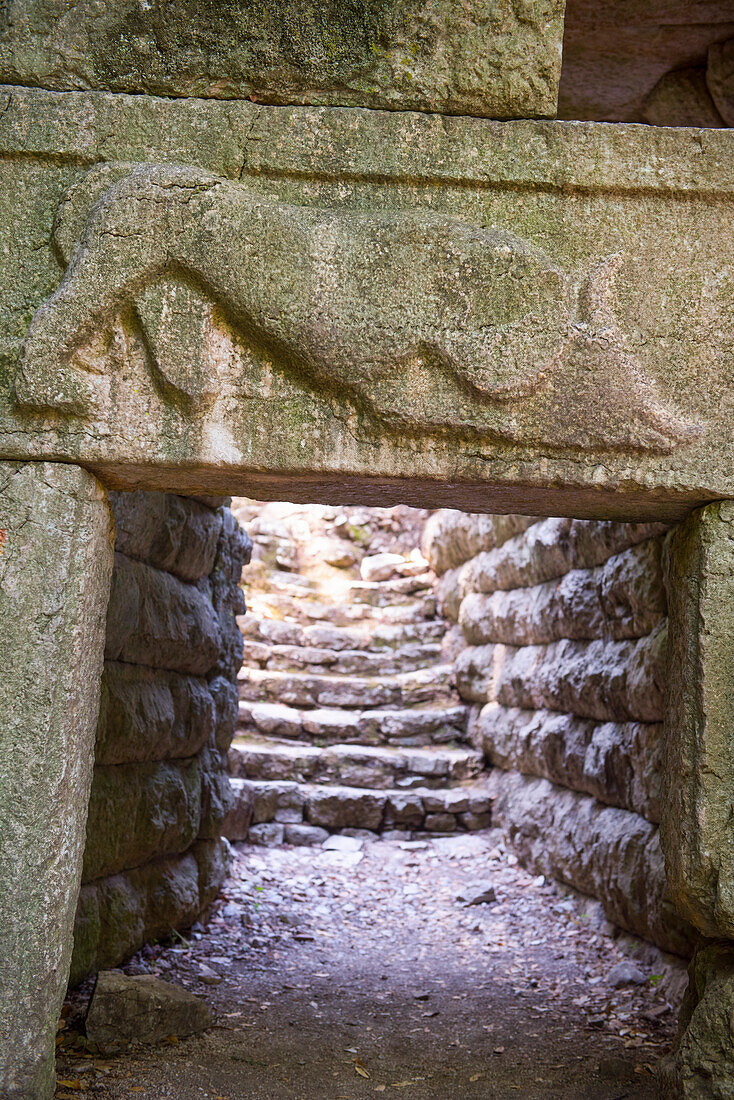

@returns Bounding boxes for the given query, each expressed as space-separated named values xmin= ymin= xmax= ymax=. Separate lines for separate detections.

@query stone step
xmin=344 ymin=573 xmax=435 ymax=605
xmin=239 ymin=615 xmax=446 ymax=652
xmin=241 ymin=638 xmax=443 ymax=675
xmin=242 ymin=591 xmax=437 ymax=626
xmin=237 ymin=700 xmax=468 ymax=746
xmin=229 ymin=736 xmax=483 ymax=789
xmin=238 ymin=664 xmax=456 ymax=709
xmin=225 ymin=777 xmax=494 ymax=844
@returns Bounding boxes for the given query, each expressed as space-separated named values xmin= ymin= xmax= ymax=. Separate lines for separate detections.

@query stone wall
xmin=423 ymin=510 xmax=696 ymax=958
xmin=69 ymin=491 xmax=250 ymax=984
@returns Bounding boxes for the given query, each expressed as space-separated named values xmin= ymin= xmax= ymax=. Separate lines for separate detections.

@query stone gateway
xmin=2 ymin=1 xmax=734 ymax=1096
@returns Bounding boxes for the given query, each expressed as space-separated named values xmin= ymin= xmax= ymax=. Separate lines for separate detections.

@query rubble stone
xmin=85 ymin=971 xmax=212 ymax=1052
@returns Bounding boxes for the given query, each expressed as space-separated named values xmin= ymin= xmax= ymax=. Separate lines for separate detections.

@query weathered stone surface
xmin=71 ymin=840 xmax=225 ymax=985
xmin=0 ymin=0 xmax=565 ymax=119
xmin=496 ymin=622 xmax=667 ymax=723
xmin=83 ymin=759 xmax=202 ymax=881
xmin=0 ymin=462 xmax=113 ymax=1100
xmin=659 ymin=941 xmax=734 ymax=1099
xmin=460 ymin=537 xmax=665 ymax=645
xmin=1 ymin=94 xmax=733 ymax=518
xmin=707 ymin=37 xmax=734 ymax=126
xmin=421 ymin=511 xmax=535 ymax=575
xmin=109 ymin=490 xmax=223 ymax=582
xmin=662 ymin=502 xmax=734 ymax=940
xmin=642 ymin=67 xmax=726 ymax=128
xmin=455 ymin=644 xmax=504 ymax=704
xmin=307 ymin=787 xmax=386 ymax=830
xmin=85 ymin=971 xmax=212 ymax=1052
xmin=474 ymin=704 xmax=661 ymax=821
xmin=487 ymin=769 xmax=695 ymax=957
xmin=105 ymin=553 xmax=221 ymax=674
xmin=459 ymin=519 xmax=667 ymax=599
xmin=197 ymin=748 xmax=234 ymax=841
xmin=435 ymin=566 xmax=463 ymax=623
xmin=95 ymin=663 xmax=215 ymax=765
xmin=220 ymin=777 xmax=255 ymax=842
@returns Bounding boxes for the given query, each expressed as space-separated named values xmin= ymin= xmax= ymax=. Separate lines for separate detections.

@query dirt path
xmin=57 ymin=831 xmax=681 ymax=1099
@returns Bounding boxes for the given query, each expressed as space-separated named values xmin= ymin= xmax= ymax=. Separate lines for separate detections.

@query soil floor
xmin=57 ymin=830 xmax=682 ymax=1100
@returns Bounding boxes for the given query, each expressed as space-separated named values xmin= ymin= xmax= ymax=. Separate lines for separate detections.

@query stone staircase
xmin=226 ymin=502 xmax=493 ymax=845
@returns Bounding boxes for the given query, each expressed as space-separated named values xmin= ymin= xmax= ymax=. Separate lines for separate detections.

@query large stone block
xmin=662 ymin=502 xmax=734 ymax=939
xmin=0 ymin=462 xmax=113 ymax=1100
xmin=421 ymin=511 xmax=536 ymax=575
xmin=488 ymin=769 xmax=695 ymax=957
xmin=1 ymin=97 xmax=734 ymax=518
xmin=109 ymin=489 xmax=223 ymax=582
xmin=71 ymin=839 xmax=226 ymax=985
xmin=496 ymin=622 xmax=667 ymax=722
xmin=83 ymin=759 xmax=202 ymax=881
xmin=95 ymin=663 xmax=215 ymax=765
xmin=105 ymin=552 xmax=221 ymax=674
xmin=459 ymin=518 xmax=667 ymax=599
xmin=460 ymin=537 xmax=665 ymax=645
xmin=474 ymin=704 xmax=661 ymax=821
xmin=0 ymin=0 xmax=565 ymax=119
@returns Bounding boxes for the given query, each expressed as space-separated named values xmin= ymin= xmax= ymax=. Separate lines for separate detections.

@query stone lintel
xmin=0 ymin=91 xmax=733 ymax=519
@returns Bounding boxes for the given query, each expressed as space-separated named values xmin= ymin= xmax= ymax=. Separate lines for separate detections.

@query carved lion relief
xmin=16 ymin=163 xmax=700 ymax=454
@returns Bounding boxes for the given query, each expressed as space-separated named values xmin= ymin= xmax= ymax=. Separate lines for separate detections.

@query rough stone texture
xmin=421 ymin=511 xmax=536 ymax=576
xmin=642 ymin=67 xmax=726 ymax=128
xmin=0 ymin=94 xmax=734 ymax=518
xmin=72 ymin=493 xmax=250 ymax=985
xmin=458 ymin=518 xmax=667 ymax=599
xmin=105 ymin=553 xmax=222 ymax=675
xmin=459 ymin=538 xmax=665 ymax=645
xmin=0 ymin=0 xmax=565 ymax=119
xmin=70 ymin=841 xmax=228 ymax=986
xmin=707 ymin=37 xmax=734 ymax=125
xmin=658 ymin=941 xmax=734 ymax=1099
xmin=110 ymin=490 xmax=222 ymax=583
xmin=472 ymin=704 xmax=661 ymax=822
xmin=495 ymin=624 xmax=667 ymax=723
xmin=559 ymin=0 xmax=734 ymax=122
xmin=488 ymin=769 xmax=695 ymax=958
xmin=662 ymin=502 xmax=734 ymax=940
xmin=0 ymin=461 xmax=113 ymax=1100
xmin=85 ymin=971 xmax=212 ymax=1053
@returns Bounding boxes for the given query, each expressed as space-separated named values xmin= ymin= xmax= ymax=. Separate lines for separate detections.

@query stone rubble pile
xmin=224 ymin=501 xmax=493 ymax=844
xmin=423 ymin=510 xmax=696 ymax=958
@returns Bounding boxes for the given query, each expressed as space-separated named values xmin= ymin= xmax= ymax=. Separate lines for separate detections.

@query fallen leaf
xmin=469 ymin=1074 xmax=482 ymax=1082
xmin=356 ymin=1064 xmax=371 ymax=1079
xmin=56 ymin=1082 xmax=83 ymax=1092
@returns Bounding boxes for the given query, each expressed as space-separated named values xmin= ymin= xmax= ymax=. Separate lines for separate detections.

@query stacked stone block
xmin=69 ymin=491 xmax=251 ymax=984
xmin=423 ymin=510 xmax=696 ymax=957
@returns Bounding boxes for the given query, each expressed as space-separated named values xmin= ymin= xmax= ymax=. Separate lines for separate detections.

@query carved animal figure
xmin=16 ymin=164 xmax=698 ymax=453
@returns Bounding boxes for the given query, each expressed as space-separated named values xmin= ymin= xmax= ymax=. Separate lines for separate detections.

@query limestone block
xmin=105 ymin=552 xmax=221 ymax=674
xmin=384 ymin=791 xmax=425 ymax=827
xmin=660 ymin=941 xmax=734 ymax=1099
xmin=643 ymin=68 xmax=725 ymax=129
xmin=0 ymin=462 xmax=113 ymax=1100
xmin=455 ymin=644 xmax=505 ymax=705
xmin=476 ymin=704 xmax=661 ymax=821
xmin=662 ymin=502 xmax=734 ymax=939
xmin=83 ymin=758 xmax=202 ymax=881
xmin=95 ymin=662 xmax=215 ymax=765
xmin=496 ymin=623 xmax=667 ymax=723
xmin=460 ymin=538 xmax=665 ymax=646
xmin=306 ymin=787 xmax=386 ymax=830
xmin=435 ymin=566 xmax=463 ymax=623
xmin=85 ymin=971 xmax=212 ymax=1053
xmin=0 ymin=0 xmax=565 ymax=119
xmin=71 ymin=841 xmax=222 ymax=984
xmin=459 ymin=519 xmax=667 ymax=599
xmin=109 ymin=490 xmax=223 ymax=582
xmin=707 ymin=38 xmax=734 ymax=126
xmin=221 ymin=778 xmax=255 ymax=842
xmin=197 ymin=747 xmax=234 ymax=841
xmin=210 ymin=675 xmax=240 ymax=754
xmin=421 ymin=511 xmax=535 ymax=575
xmin=487 ymin=770 xmax=695 ymax=957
